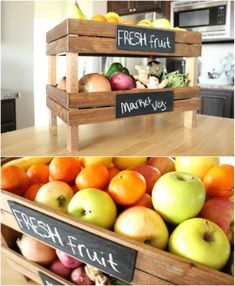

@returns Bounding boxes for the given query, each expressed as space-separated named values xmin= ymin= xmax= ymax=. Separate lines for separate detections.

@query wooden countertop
xmin=1 ymin=112 xmax=234 ymax=156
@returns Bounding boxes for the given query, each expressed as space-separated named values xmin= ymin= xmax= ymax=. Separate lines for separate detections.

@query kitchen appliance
xmin=171 ymin=1 xmax=234 ymax=42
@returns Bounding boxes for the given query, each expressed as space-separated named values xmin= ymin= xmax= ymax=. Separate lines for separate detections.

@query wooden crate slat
xmin=47 ymin=35 xmax=201 ymax=57
xmin=46 ymin=85 xmax=200 ymax=109
xmin=46 ymin=97 xmax=69 ymax=124
xmin=46 ymin=19 xmax=201 ymax=45
xmin=1 ymin=191 xmax=233 ymax=285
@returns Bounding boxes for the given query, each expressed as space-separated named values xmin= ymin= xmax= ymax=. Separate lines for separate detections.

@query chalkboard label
xmin=116 ymin=25 xmax=175 ymax=53
xmin=116 ymin=91 xmax=174 ymax=118
xmin=38 ymin=272 xmax=63 ymax=286
xmin=8 ymin=201 xmax=137 ymax=282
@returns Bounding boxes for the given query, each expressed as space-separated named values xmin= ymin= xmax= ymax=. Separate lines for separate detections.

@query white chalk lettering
xmin=86 ymin=249 xmax=103 ymax=266
xmin=107 ymin=253 xmax=120 ymax=273
xmin=151 ymin=100 xmax=167 ymax=112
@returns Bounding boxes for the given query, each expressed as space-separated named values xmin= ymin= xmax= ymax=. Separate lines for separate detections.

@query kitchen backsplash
xmin=199 ymin=43 xmax=234 ymax=86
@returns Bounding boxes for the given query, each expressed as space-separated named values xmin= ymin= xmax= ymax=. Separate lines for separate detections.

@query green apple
xmin=169 ymin=218 xmax=231 ymax=270
xmin=175 ymin=157 xmax=219 ymax=180
xmin=35 ymin=181 xmax=74 ymax=212
xmin=152 ymin=171 xmax=205 ymax=224
xmin=67 ymin=188 xmax=117 ymax=229
xmin=114 ymin=206 xmax=169 ymax=249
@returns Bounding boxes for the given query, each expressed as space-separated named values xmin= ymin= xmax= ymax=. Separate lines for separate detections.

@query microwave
xmin=171 ymin=1 xmax=234 ymax=42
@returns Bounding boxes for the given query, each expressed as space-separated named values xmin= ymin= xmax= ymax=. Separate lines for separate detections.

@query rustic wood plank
xmin=46 ymin=19 xmax=201 ymax=45
xmin=184 ymin=110 xmax=197 ymax=129
xmin=67 ymin=125 xmax=79 ymax=152
xmin=48 ymin=55 xmax=57 ymax=85
xmin=186 ymin=57 xmax=199 ymax=86
xmin=46 ymin=84 xmax=200 ymax=109
xmin=1 ymin=191 xmax=233 ymax=285
xmin=46 ymin=97 xmax=69 ymax=124
xmin=47 ymin=35 xmax=201 ymax=57
xmin=49 ymin=110 xmax=57 ymax=135
xmin=66 ymin=52 xmax=78 ymax=93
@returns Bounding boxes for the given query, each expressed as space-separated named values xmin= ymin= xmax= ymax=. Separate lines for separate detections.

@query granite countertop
xmin=200 ymin=84 xmax=234 ymax=91
xmin=1 ymin=89 xmax=21 ymax=100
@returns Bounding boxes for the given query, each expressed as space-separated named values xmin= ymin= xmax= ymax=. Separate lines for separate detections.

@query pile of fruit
xmin=1 ymin=156 xmax=234 ymax=275
xmin=71 ymin=1 xmax=186 ymax=31
xmin=16 ymin=234 xmax=120 ymax=285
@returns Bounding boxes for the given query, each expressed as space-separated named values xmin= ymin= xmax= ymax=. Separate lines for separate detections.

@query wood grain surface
xmin=1 ymin=113 xmax=233 ymax=156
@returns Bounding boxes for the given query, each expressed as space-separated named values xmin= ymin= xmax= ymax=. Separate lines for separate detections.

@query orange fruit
xmin=203 ymin=164 xmax=234 ymax=198
xmin=92 ymin=14 xmax=107 ymax=22
xmin=1 ymin=165 xmax=29 ymax=195
xmin=27 ymin=164 xmax=49 ymax=185
xmin=108 ymin=170 xmax=146 ymax=205
xmin=23 ymin=183 xmax=44 ymax=201
xmin=75 ymin=164 xmax=109 ymax=190
xmin=49 ymin=157 xmax=82 ymax=185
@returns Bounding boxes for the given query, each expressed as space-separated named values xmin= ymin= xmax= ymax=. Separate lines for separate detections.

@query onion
xmin=17 ymin=235 xmax=57 ymax=266
xmin=79 ymin=73 xmax=111 ymax=92
xmin=56 ymin=249 xmax=83 ymax=269
xmin=49 ymin=259 xmax=72 ymax=279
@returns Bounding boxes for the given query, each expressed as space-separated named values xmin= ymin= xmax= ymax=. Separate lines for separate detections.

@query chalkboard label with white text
xmin=38 ymin=272 xmax=63 ymax=286
xmin=8 ymin=201 xmax=137 ymax=282
xmin=116 ymin=25 xmax=175 ymax=53
xmin=116 ymin=91 xmax=174 ymax=118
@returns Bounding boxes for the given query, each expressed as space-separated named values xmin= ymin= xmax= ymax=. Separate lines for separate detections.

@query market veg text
xmin=11 ymin=208 xmax=120 ymax=273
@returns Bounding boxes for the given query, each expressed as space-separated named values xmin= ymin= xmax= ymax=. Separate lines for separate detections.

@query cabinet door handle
xmin=129 ymin=8 xmax=133 ymax=12
xmin=133 ymin=8 xmax=136 ymax=12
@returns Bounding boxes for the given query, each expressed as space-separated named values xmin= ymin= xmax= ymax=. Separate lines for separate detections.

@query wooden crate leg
xmin=49 ymin=110 xmax=57 ymax=135
xmin=67 ymin=125 xmax=79 ymax=152
xmin=184 ymin=110 xmax=197 ymax=129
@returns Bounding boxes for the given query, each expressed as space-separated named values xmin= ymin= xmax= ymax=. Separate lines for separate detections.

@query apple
xmin=152 ymin=171 xmax=205 ymax=224
xmin=125 ymin=193 xmax=153 ymax=209
xmin=175 ymin=157 xmax=219 ymax=180
xmin=80 ymin=157 xmax=112 ymax=168
xmin=198 ymin=197 xmax=234 ymax=243
xmin=70 ymin=266 xmax=94 ymax=285
xmin=56 ymin=249 xmax=83 ymax=269
xmin=169 ymin=218 xmax=231 ymax=270
xmin=128 ymin=165 xmax=161 ymax=194
xmin=147 ymin=157 xmax=175 ymax=175
xmin=35 ymin=181 xmax=74 ymax=212
xmin=67 ymin=188 xmax=117 ymax=229
xmin=114 ymin=206 xmax=169 ymax=249
xmin=112 ymin=157 xmax=147 ymax=170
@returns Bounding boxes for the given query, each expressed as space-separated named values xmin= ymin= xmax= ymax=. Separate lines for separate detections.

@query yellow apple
xmin=175 ymin=157 xmax=219 ymax=179
xmin=112 ymin=157 xmax=147 ymax=170
xmin=80 ymin=157 xmax=112 ymax=168
xmin=114 ymin=206 xmax=169 ymax=249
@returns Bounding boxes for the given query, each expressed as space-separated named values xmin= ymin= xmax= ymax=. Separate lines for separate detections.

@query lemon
xmin=152 ymin=18 xmax=171 ymax=29
xmin=105 ymin=12 xmax=121 ymax=23
xmin=173 ymin=26 xmax=187 ymax=32
xmin=137 ymin=19 xmax=152 ymax=27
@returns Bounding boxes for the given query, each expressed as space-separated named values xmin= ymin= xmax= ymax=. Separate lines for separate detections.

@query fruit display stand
xmin=1 ymin=190 xmax=233 ymax=285
xmin=46 ymin=19 xmax=202 ymax=151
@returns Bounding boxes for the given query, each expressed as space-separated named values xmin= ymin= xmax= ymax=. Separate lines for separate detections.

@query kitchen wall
xmin=1 ymin=1 xmax=34 ymax=129
xmin=199 ymin=43 xmax=234 ymax=85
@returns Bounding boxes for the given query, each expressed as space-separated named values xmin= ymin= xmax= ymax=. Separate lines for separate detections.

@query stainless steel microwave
xmin=171 ymin=1 xmax=234 ymax=42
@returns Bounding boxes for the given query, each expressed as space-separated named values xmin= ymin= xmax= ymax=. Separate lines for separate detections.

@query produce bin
xmin=46 ymin=19 xmax=202 ymax=151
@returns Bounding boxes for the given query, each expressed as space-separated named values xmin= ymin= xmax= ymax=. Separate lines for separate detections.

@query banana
xmin=2 ymin=157 xmax=53 ymax=171
xmin=72 ymin=1 xmax=87 ymax=20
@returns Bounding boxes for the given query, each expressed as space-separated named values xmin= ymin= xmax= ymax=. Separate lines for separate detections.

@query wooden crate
xmin=1 ymin=225 xmax=73 ymax=285
xmin=1 ymin=190 xmax=233 ymax=285
xmin=46 ymin=19 xmax=202 ymax=151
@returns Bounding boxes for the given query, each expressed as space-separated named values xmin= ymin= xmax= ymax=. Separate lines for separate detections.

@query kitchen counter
xmin=1 ymin=89 xmax=20 ymax=100
xmin=1 ymin=112 xmax=234 ymax=156
xmin=200 ymin=84 xmax=234 ymax=91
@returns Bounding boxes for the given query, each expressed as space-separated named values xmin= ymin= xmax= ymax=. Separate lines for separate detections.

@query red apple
xmin=198 ymin=197 xmax=234 ymax=243
xmin=125 ymin=193 xmax=153 ymax=209
xmin=147 ymin=157 xmax=175 ymax=175
xmin=128 ymin=165 xmax=161 ymax=194
xmin=70 ymin=266 xmax=94 ymax=285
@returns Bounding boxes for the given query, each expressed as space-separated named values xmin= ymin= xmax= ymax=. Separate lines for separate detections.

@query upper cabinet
xmin=107 ymin=1 xmax=170 ymax=19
